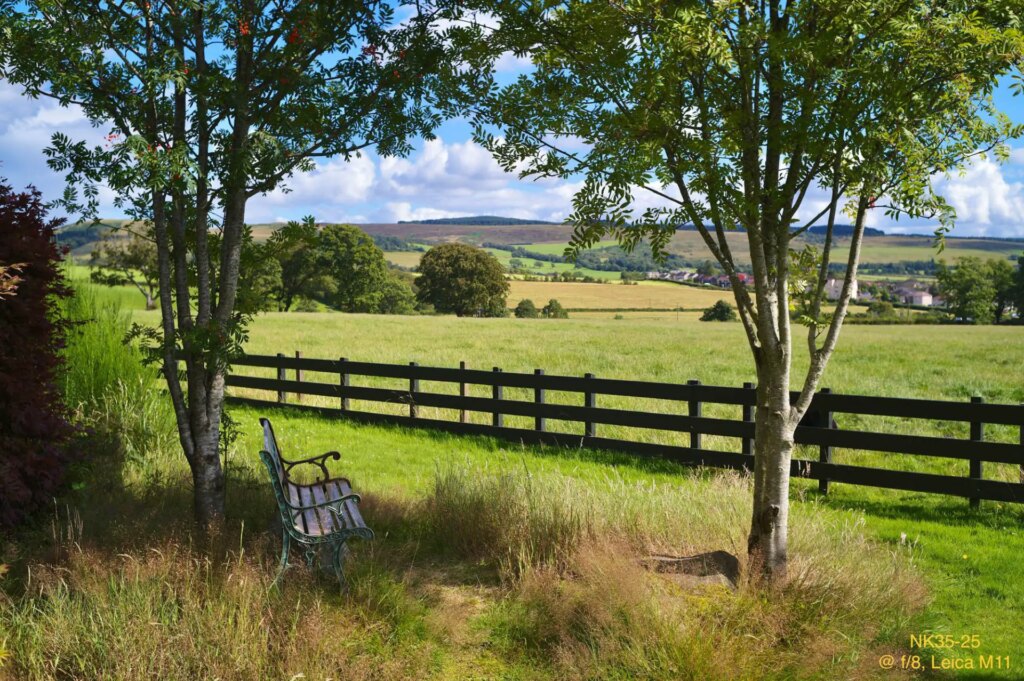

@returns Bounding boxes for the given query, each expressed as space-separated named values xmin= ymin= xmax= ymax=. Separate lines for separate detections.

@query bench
xmin=258 ymin=417 xmax=374 ymax=586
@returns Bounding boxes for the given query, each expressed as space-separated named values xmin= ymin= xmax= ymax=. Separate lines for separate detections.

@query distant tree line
xmin=833 ymin=260 xmax=940 ymax=276
xmin=370 ymin=234 xmax=425 ymax=252
xmin=399 ymin=216 xmax=558 ymax=225
xmin=483 ymin=242 xmax=565 ymax=263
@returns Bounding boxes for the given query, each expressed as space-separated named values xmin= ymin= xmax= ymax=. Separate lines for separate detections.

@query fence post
xmin=459 ymin=361 xmax=467 ymax=424
xmin=534 ymin=369 xmax=546 ymax=432
xmin=339 ymin=357 xmax=350 ymax=412
xmin=409 ymin=362 xmax=419 ymax=419
xmin=492 ymin=367 xmax=503 ymax=428
xmin=687 ymin=379 xmax=701 ymax=450
xmin=818 ymin=388 xmax=833 ymax=495
xmin=584 ymin=373 xmax=596 ymax=438
xmin=742 ymin=382 xmax=754 ymax=458
xmin=276 ymin=352 xmax=286 ymax=403
xmin=295 ymin=351 xmax=302 ymax=403
xmin=969 ymin=395 xmax=984 ymax=509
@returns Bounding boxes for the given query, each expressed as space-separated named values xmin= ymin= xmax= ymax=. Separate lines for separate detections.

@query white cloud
xmin=932 ymin=156 xmax=1024 ymax=236
xmin=258 ymin=154 xmax=376 ymax=205
xmin=494 ymin=51 xmax=532 ymax=73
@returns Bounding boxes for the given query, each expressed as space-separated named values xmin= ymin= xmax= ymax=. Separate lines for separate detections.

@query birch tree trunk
xmin=747 ymin=365 xmax=797 ymax=577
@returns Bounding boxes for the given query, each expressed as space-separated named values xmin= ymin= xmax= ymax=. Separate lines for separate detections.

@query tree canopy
xmin=936 ymin=257 xmax=1015 ymax=324
xmin=265 ymin=218 xmax=335 ymax=312
xmin=416 ymin=243 xmax=509 ymax=317
xmin=701 ymin=300 xmax=737 ymax=322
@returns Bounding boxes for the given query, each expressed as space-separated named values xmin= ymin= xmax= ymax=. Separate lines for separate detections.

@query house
xmin=824 ymin=278 xmax=858 ymax=301
xmin=906 ymin=291 xmax=933 ymax=306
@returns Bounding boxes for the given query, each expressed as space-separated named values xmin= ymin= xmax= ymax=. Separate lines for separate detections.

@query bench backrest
xmin=260 ymin=417 xmax=288 ymax=488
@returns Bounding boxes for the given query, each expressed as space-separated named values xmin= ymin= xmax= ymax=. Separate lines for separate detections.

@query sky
xmin=1 ymin=68 xmax=1023 ymax=237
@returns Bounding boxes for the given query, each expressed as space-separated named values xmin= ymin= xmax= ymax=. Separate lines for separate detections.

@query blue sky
xmin=1 ymin=69 xmax=1022 ymax=236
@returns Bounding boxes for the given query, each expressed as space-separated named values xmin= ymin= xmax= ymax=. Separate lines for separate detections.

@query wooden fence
xmin=222 ymin=352 xmax=1024 ymax=506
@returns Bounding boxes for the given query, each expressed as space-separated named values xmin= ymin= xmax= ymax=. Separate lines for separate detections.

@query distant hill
xmin=55 ymin=220 xmax=130 ymax=253
xmin=674 ymin=223 xmax=887 ymax=238
xmin=806 ymin=224 xmax=887 ymax=238
xmin=397 ymin=215 xmax=561 ymax=226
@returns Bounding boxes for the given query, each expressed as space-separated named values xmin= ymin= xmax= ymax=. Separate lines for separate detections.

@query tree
xmin=697 ymin=260 xmax=717 ymax=277
xmin=90 ymin=225 xmax=159 ymax=310
xmin=2 ymin=1 xmax=459 ymax=527
xmin=265 ymin=217 xmax=334 ymax=312
xmin=318 ymin=224 xmax=392 ymax=313
xmin=0 ymin=181 xmax=75 ymax=528
xmin=514 ymin=298 xmax=539 ymax=318
xmin=990 ymin=259 xmax=1016 ymax=324
xmin=378 ymin=270 xmax=418 ymax=315
xmin=701 ymin=300 xmax=737 ymax=322
xmin=229 ymin=230 xmax=281 ymax=315
xmin=416 ymin=243 xmax=509 ymax=317
xmin=866 ymin=301 xmax=897 ymax=319
xmin=542 ymin=299 xmax=568 ymax=319
xmin=937 ymin=258 xmax=998 ymax=324
xmin=467 ymin=1 xmax=1023 ymax=578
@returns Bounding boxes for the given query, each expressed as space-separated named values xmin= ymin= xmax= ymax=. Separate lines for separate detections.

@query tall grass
xmin=1 ymin=461 xmax=925 ymax=680
xmin=423 ymin=464 xmax=926 ymax=680
xmin=60 ymin=284 xmax=177 ymax=462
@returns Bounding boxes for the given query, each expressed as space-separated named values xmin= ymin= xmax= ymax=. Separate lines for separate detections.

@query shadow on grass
xmin=4 ymin=425 xmax=504 ymax=601
xmin=796 ymin=483 xmax=1024 ymax=529
xmin=257 ymin=402 xmax=736 ymax=482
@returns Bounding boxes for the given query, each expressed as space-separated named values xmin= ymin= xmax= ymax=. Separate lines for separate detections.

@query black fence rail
xmin=222 ymin=352 xmax=1024 ymax=506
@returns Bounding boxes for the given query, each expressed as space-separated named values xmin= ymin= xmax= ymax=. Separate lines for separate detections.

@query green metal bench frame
xmin=259 ymin=417 xmax=374 ymax=586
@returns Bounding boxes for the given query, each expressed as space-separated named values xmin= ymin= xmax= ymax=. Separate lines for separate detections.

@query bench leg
xmin=273 ymin=529 xmax=291 ymax=587
xmin=331 ymin=541 xmax=351 ymax=589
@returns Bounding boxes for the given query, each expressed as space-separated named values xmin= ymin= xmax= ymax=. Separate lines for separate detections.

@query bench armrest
xmin=282 ymin=451 xmax=341 ymax=483
xmin=326 ymin=495 xmax=363 ymax=520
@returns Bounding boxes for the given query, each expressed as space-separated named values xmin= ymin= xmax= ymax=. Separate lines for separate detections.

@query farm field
xmin=482 ymin=247 xmax=622 ymax=280
xmin=507 ymin=280 xmax=727 ymax=309
xmin=661 ymin=230 xmax=1023 ymax=265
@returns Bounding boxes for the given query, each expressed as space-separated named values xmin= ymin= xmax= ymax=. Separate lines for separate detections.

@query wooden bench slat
xmin=330 ymin=479 xmax=366 ymax=530
xmin=309 ymin=483 xmax=338 ymax=535
xmin=298 ymin=485 xmax=327 ymax=536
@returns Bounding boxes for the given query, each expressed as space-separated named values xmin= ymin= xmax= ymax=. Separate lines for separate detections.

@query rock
xmin=640 ymin=550 xmax=740 ymax=590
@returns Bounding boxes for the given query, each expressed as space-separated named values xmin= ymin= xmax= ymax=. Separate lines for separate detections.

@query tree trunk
xmin=145 ymin=291 xmax=156 ymax=310
xmin=747 ymin=359 xmax=795 ymax=580
xmin=190 ymin=417 xmax=225 ymax=528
